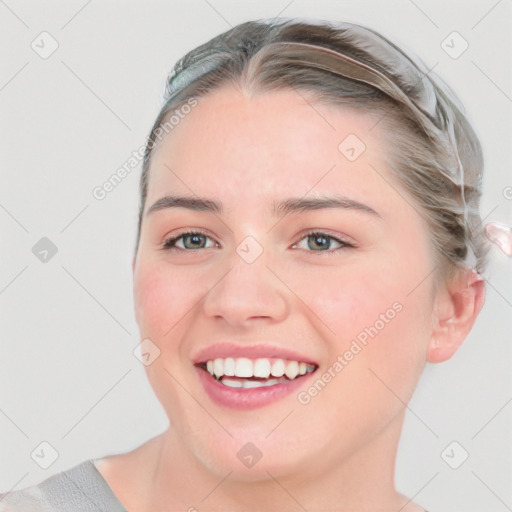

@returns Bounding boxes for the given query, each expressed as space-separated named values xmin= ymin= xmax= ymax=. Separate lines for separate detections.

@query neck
xmin=140 ymin=410 xmax=421 ymax=511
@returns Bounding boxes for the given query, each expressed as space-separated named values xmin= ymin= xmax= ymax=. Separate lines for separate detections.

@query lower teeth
xmin=220 ymin=377 xmax=288 ymax=389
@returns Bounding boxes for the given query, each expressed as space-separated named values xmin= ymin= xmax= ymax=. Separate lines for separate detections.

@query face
xmin=133 ymin=85 xmax=438 ymax=480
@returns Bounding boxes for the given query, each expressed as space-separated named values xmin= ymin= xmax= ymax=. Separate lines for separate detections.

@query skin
xmin=95 ymin=84 xmax=485 ymax=511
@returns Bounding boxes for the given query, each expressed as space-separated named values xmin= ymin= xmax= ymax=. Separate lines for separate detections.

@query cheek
xmin=133 ymin=260 xmax=201 ymax=412
xmin=289 ymin=244 xmax=433 ymax=377
xmin=287 ymin=256 xmax=425 ymax=337
xmin=291 ymin=258 xmax=432 ymax=438
xmin=133 ymin=260 xmax=197 ymax=339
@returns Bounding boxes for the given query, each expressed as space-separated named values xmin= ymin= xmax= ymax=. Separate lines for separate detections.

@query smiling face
xmin=132 ymin=84 xmax=438 ymax=481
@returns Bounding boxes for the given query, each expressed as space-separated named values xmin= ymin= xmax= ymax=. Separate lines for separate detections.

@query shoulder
xmin=0 ymin=482 xmax=51 ymax=512
xmin=0 ymin=459 xmax=125 ymax=512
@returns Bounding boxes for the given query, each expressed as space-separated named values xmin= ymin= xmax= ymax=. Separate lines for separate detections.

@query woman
xmin=0 ymin=16 xmax=488 ymax=512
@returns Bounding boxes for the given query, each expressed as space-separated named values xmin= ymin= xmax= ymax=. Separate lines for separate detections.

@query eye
xmin=161 ymin=229 xmax=354 ymax=254
xmin=291 ymin=230 xmax=354 ymax=255
xmin=162 ymin=230 xmax=218 ymax=251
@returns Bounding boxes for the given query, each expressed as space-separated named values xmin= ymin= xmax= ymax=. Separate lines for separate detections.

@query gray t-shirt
xmin=0 ymin=459 xmax=126 ymax=512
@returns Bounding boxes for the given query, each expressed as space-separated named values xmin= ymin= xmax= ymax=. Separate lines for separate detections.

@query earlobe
xmin=426 ymin=268 xmax=486 ymax=363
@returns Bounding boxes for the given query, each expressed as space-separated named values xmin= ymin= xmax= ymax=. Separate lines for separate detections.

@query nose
xmin=201 ymin=247 xmax=289 ymax=328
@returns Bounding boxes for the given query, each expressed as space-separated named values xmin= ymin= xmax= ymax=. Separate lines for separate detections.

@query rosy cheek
xmin=307 ymin=259 xmax=425 ymax=367
xmin=133 ymin=262 xmax=190 ymax=338
xmin=309 ymin=267 xmax=394 ymax=335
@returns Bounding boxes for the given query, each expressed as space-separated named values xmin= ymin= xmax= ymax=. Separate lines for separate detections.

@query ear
xmin=132 ymin=257 xmax=136 ymax=274
xmin=427 ymin=268 xmax=486 ymax=363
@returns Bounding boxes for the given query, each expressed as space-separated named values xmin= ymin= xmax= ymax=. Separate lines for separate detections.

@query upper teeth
xmin=205 ymin=357 xmax=315 ymax=380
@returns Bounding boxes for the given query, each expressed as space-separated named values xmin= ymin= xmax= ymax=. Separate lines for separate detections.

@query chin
xmin=187 ymin=427 xmax=312 ymax=482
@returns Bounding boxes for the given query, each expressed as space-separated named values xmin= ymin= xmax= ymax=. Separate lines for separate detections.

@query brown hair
xmin=135 ymin=17 xmax=489 ymax=281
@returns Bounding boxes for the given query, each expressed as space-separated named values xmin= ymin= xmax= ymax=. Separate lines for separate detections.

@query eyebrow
xmin=146 ymin=194 xmax=381 ymax=218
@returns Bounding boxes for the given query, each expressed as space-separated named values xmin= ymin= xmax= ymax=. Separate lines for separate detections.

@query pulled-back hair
xmin=136 ymin=17 xmax=489 ymax=282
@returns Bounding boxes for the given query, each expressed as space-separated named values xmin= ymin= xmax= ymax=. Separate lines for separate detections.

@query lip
xmin=192 ymin=343 xmax=318 ymax=365
xmin=196 ymin=365 xmax=317 ymax=410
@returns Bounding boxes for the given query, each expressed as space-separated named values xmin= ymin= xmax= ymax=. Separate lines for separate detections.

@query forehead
xmin=147 ymin=85 xmax=391 ymax=211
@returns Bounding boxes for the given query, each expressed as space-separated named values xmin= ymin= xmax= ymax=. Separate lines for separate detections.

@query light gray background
xmin=1 ymin=1 xmax=511 ymax=511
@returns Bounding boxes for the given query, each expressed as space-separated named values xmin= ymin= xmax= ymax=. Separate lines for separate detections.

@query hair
xmin=135 ymin=17 xmax=490 ymax=284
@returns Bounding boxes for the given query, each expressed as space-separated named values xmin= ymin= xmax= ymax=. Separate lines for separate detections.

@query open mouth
xmin=197 ymin=357 xmax=318 ymax=389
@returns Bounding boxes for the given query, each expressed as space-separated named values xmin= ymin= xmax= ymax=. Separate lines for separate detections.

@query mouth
xmin=195 ymin=356 xmax=318 ymax=409
xmin=198 ymin=357 xmax=317 ymax=388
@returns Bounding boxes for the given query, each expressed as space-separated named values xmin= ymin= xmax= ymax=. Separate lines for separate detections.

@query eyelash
xmin=161 ymin=229 xmax=355 ymax=256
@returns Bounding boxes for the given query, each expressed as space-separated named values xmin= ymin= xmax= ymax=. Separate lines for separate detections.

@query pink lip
xmin=192 ymin=343 xmax=318 ymax=365
xmin=196 ymin=366 xmax=317 ymax=410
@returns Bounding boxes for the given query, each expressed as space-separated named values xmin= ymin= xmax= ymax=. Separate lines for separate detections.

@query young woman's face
xmin=133 ymin=85 xmax=438 ymax=480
